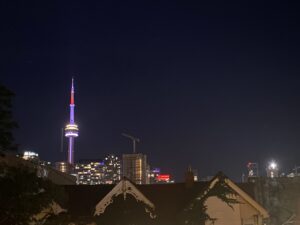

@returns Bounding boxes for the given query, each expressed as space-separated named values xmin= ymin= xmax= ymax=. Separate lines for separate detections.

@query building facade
xmin=103 ymin=154 xmax=121 ymax=184
xmin=75 ymin=160 xmax=105 ymax=185
xmin=22 ymin=150 xmax=39 ymax=161
xmin=73 ymin=155 xmax=121 ymax=185
xmin=55 ymin=161 xmax=72 ymax=174
xmin=122 ymin=153 xmax=148 ymax=184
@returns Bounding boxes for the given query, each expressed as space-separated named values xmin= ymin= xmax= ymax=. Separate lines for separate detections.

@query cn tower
xmin=65 ymin=78 xmax=79 ymax=165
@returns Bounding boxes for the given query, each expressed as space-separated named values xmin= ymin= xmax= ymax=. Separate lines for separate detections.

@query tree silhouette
xmin=0 ymin=84 xmax=18 ymax=152
xmin=177 ymin=173 xmax=238 ymax=225
xmin=0 ymin=164 xmax=67 ymax=225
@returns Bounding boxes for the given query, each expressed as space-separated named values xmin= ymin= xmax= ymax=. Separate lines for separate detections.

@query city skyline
xmin=5 ymin=74 xmax=300 ymax=181
xmin=2 ymin=1 xmax=300 ymax=181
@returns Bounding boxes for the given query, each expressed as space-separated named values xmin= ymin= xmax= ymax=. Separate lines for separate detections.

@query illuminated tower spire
xmin=70 ymin=78 xmax=75 ymax=123
xmin=65 ymin=78 xmax=79 ymax=165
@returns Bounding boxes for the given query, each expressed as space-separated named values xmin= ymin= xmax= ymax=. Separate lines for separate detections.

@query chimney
xmin=185 ymin=165 xmax=194 ymax=188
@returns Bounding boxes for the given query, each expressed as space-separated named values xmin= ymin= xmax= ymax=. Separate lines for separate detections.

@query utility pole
xmin=60 ymin=127 xmax=64 ymax=152
xmin=122 ymin=133 xmax=140 ymax=153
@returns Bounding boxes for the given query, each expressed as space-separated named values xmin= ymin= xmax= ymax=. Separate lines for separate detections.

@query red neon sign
xmin=157 ymin=174 xmax=170 ymax=181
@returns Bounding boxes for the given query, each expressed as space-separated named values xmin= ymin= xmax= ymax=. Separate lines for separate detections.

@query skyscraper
xmin=73 ymin=156 xmax=121 ymax=185
xmin=65 ymin=78 xmax=79 ymax=165
xmin=122 ymin=153 xmax=148 ymax=184
xmin=103 ymin=154 xmax=121 ymax=184
xmin=55 ymin=161 xmax=70 ymax=173
xmin=75 ymin=160 xmax=105 ymax=185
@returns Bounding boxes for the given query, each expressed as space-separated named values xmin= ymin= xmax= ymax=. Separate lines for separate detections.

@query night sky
xmin=1 ymin=1 xmax=300 ymax=181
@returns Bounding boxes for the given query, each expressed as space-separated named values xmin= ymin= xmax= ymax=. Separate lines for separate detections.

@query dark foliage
xmin=94 ymin=194 xmax=155 ymax=225
xmin=177 ymin=173 xmax=238 ymax=225
xmin=0 ymin=84 xmax=18 ymax=151
xmin=42 ymin=212 xmax=72 ymax=225
xmin=0 ymin=163 xmax=67 ymax=225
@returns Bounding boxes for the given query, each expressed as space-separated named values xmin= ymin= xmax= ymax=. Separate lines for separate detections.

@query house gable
xmin=202 ymin=175 xmax=269 ymax=225
xmin=225 ymin=178 xmax=269 ymax=219
xmin=196 ymin=174 xmax=269 ymax=219
xmin=94 ymin=178 xmax=155 ymax=218
xmin=205 ymin=196 xmax=241 ymax=225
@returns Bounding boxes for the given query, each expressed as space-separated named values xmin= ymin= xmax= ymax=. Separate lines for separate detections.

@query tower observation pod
xmin=65 ymin=78 xmax=79 ymax=165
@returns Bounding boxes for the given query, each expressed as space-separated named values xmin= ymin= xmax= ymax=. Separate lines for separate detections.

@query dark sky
xmin=1 ymin=1 xmax=300 ymax=181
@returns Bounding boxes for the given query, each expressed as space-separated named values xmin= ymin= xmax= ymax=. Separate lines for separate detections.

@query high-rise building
xmin=75 ymin=160 xmax=105 ymax=185
xmin=65 ymin=78 xmax=79 ymax=165
xmin=72 ymin=156 xmax=122 ymax=185
xmin=122 ymin=153 xmax=148 ymax=184
xmin=103 ymin=154 xmax=121 ymax=184
xmin=22 ymin=150 xmax=51 ymax=167
xmin=55 ymin=161 xmax=72 ymax=174
xmin=22 ymin=151 xmax=39 ymax=161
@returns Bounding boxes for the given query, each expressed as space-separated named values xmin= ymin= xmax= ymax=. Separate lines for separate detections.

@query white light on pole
xmin=269 ymin=161 xmax=277 ymax=170
xmin=267 ymin=160 xmax=279 ymax=178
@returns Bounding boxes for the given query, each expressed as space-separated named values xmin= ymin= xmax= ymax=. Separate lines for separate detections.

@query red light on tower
xmin=70 ymin=77 xmax=75 ymax=105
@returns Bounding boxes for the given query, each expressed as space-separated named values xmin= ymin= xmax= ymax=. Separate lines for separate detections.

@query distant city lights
xmin=22 ymin=151 xmax=39 ymax=160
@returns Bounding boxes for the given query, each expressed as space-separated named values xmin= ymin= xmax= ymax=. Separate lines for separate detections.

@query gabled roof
xmin=63 ymin=181 xmax=209 ymax=219
xmin=94 ymin=178 xmax=155 ymax=217
xmin=62 ymin=173 xmax=269 ymax=221
xmin=225 ymin=178 xmax=269 ymax=218
xmin=63 ymin=184 xmax=114 ymax=216
xmin=194 ymin=172 xmax=269 ymax=218
xmin=139 ymin=182 xmax=208 ymax=219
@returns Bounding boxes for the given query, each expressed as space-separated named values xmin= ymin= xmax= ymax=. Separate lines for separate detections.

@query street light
xmin=267 ymin=160 xmax=279 ymax=178
xmin=269 ymin=161 xmax=277 ymax=170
